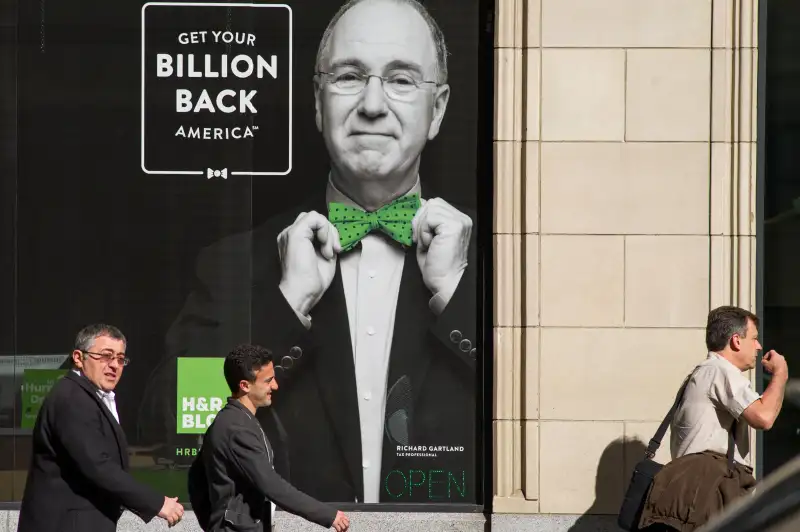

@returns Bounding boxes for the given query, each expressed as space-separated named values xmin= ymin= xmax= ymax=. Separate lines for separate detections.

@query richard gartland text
xmin=396 ymin=445 xmax=465 ymax=458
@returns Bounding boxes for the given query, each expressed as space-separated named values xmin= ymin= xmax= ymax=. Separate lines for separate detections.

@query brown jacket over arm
xmin=639 ymin=451 xmax=756 ymax=532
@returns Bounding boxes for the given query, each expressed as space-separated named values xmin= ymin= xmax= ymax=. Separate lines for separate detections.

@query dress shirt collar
xmin=707 ymin=351 xmax=746 ymax=374
xmin=71 ymin=368 xmax=115 ymax=400
xmin=99 ymin=389 xmax=115 ymax=400
xmin=326 ymin=174 xmax=422 ymax=210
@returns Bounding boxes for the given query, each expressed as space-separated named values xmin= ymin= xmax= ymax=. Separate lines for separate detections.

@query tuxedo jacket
xmin=18 ymin=371 xmax=164 ymax=532
xmin=188 ymin=399 xmax=336 ymax=531
xmin=140 ymin=193 xmax=479 ymax=503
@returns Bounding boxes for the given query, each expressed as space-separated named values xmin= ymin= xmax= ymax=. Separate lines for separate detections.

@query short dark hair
xmin=74 ymin=323 xmax=126 ymax=352
xmin=223 ymin=344 xmax=274 ymax=394
xmin=706 ymin=306 xmax=760 ymax=352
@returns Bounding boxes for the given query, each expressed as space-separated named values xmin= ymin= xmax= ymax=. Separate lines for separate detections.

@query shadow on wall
xmin=567 ymin=437 xmax=647 ymax=532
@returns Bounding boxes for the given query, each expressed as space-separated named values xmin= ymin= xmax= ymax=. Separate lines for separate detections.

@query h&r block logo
xmin=176 ymin=357 xmax=229 ymax=434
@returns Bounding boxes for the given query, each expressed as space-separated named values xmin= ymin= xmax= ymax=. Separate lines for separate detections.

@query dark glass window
xmin=2 ymin=0 xmax=492 ymax=508
xmin=762 ymin=0 xmax=800 ymax=476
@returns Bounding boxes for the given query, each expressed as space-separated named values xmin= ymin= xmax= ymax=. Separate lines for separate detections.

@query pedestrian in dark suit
xmin=18 ymin=324 xmax=185 ymax=532
xmin=141 ymin=0 xmax=479 ymax=505
xmin=188 ymin=344 xmax=350 ymax=532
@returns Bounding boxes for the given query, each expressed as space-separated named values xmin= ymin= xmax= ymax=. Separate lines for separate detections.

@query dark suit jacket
xmin=189 ymin=399 xmax=336 ymax=531
xmin=18 ymin=371 xmax=164 ymax=532
xmin=141 ymin=192 xmax=479 ymax=503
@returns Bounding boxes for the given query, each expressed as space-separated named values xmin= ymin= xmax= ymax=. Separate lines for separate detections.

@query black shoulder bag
xmin=618 ymin=370 xmax=737 ymax=531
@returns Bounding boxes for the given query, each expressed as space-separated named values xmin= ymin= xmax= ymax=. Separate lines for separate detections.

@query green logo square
xmin=176 ymin=357 xmax=229 ymax=434
xmin=21 ymin=369 xmax=67 ymax=428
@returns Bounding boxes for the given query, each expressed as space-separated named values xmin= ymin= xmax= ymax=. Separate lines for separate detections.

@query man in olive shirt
xmin=671 ymin=306 xmax=788 ymax=466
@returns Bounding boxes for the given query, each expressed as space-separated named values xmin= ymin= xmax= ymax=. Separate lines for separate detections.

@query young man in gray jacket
xmin=189 ymin=344 xmax=350 ymax=532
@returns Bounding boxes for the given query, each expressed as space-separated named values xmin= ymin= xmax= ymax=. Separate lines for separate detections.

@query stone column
xmin=492 ymin=0 xmax=760 ymax=523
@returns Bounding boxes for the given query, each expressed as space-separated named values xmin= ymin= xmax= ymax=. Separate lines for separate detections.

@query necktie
xmin=328 ymin=193 xmax=421 ymax=252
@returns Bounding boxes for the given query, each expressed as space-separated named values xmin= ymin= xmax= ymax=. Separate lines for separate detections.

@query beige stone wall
xmin=492 ymin=0 xmax=759 ymax=515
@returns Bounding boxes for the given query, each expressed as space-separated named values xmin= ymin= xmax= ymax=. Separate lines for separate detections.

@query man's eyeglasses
xmin=82 ymin=350 xmax=130 ymax=367
xmin=316 ymin=70 xmax=439 ymax=101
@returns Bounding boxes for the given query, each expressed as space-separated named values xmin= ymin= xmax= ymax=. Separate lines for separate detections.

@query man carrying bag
xmin=620 ymin=306 xmax=789 ymax=531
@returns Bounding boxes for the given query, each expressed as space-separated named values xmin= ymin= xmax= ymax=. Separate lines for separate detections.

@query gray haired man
xmin=19 ymin=324 xmax=184 ymax=532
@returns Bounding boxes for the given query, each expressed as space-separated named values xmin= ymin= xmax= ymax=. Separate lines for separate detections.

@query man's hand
xmin=277 ymin=211 xmax=341 ymax=316
xmin=413 ymin=198 xmax=472 ymax=297
xmin=332 ymin=510 xmax=350 ymax=532
xmin=742 ymin=349 xmax=789 ymax=430
xmin=763 ymin=350 xmax=789 ymax=378
xmin=158 ymin=496 xmax=184 ymax=527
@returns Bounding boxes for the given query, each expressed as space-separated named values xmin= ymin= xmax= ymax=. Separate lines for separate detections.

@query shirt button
xmin=363 ymin=460 xmax=370 ymax=469
xmin=449 ymin=330 xmax=462 ymax=343
xmin=364 ymin=391 xmax=372 ymax=401
xmin=459 ymin=339 xmax=472 ymax=352
xmin=368 ymin=269 xmax=377 ymax=278
xmin=367 ymin=327 xmax=376 ymax=336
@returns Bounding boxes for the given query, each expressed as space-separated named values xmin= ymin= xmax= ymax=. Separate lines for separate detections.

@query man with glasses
xmin=143 ymin=0 xmax=477 ymax=505
xmin=267 ymin=0 xmax=477 ymax=504
xmin=18 ymin=324 xmax=185 ymax=532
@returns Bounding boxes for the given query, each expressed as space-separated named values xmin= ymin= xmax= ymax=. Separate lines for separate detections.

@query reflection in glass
xmin=763 ymin=0 xmax=800 ymax=476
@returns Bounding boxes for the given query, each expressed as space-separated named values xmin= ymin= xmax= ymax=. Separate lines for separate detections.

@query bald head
xmin=311 ymin=0 xmax=452 ymax=205
xmin=315 ymin=0 xmax=448 ymax=84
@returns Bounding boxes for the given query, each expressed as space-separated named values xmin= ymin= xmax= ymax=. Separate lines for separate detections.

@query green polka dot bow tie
xmin=329 ymin=193 xmax=421 ymax=252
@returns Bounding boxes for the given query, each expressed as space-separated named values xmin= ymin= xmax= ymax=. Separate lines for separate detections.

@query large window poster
xmin=8 ymin=0 xmax=489 ymax=507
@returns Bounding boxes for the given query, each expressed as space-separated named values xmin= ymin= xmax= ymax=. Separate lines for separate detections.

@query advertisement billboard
xmin=8 ymin=0 xmax=489 ymax=507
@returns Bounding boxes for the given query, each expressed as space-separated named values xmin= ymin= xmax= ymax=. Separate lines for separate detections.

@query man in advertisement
xmin=142 ymin=0 xmax=478 ymax=505
xmin=19 ymin=324 xmax=184 ymax=532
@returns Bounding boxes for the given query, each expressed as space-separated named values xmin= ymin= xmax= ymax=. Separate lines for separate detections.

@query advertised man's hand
xmin=413 ymin=198 xmax=472 ymax=298
xmin=332 ymin=510 xmax=350 ymax=532
xmin=763 ymin=350 xmax=789 ymax=378
xmin=158 ymin=496 xmax=184 ymax=527
xmin=278 ymin=211 xmax=341 ymax=316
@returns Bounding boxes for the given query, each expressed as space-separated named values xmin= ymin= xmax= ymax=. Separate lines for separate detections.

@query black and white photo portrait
xmin=9 ymin=0 xmax=487 ymax=507
xmin=140 ymin=0 xmax=478 ymax=504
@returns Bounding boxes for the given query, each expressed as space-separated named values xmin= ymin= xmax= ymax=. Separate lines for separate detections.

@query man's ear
xmin=427 ymin=83 xmax=450 ymax=141
xmin=71 ymin=350 xmax=84 ymax=370
xmin=313 ymin=76 xmax=323 ymax=133
xmin=239 ymin=379 xmax=251 ymax=394
xmin=731 ymin=334 xmax=742 ymax=351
